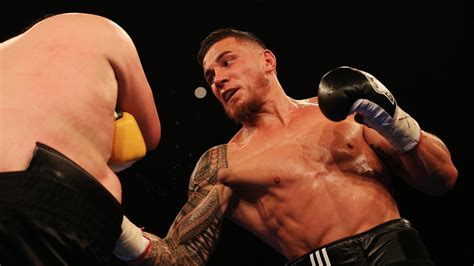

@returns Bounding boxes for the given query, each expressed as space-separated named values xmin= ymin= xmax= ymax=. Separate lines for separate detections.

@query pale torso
xmin=0 ymin=15 xmax=121 ymax=200
xmin=218 ymin=99 xmax=400 ymax=260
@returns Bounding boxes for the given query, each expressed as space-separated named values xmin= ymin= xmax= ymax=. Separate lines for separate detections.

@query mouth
xmin=222 ymin=88 xmax=238 ymax=102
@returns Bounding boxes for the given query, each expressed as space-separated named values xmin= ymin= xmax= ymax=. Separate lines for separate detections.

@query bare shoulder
xmin=35 ymin=13 xmax=120 ymax=31
xmin=26 ymin=13 xmax=131 ymax=46
xmin=293 ymin=97 xmax=318 ymax=106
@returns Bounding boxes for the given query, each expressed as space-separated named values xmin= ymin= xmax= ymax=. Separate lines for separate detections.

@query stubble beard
xmin=224 ymin=76 xmax=269 ymax=125
xmin=225 ymin=96 xmax=262 ymax=125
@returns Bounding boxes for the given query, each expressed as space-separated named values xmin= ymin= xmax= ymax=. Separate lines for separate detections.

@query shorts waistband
xmin=0 ymin=142 xmax=123 ymax=250
xmin=286 ymin=219 xmax=415 ymax=266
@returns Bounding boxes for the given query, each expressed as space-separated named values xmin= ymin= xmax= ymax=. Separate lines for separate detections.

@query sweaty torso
xmin=0 ymin=16 xmax=121 ymax=201
xmin=218 ymin=99 xmax=400 ymax=260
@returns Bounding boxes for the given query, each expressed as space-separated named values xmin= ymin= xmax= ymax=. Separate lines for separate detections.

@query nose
xmin=214 ymin=68 xmax=229 ymax=89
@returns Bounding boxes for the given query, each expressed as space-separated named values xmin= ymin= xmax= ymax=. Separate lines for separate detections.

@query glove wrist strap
xmin=391 ymin=106 xmax=421 ymax=153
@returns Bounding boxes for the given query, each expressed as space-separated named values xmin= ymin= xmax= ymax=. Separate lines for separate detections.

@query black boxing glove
xmin=318 ymin=66 xmax=421 ymax=153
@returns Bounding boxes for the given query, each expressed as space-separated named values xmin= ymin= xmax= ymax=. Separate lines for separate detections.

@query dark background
xmin=2 ymin=1 xmax=472 ymax=265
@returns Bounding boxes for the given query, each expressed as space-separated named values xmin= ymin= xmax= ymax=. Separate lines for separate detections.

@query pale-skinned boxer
xmin=0 ymin=13 xmax=160 ymax=265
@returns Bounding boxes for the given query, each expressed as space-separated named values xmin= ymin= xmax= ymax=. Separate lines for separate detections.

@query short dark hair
xmin=197 ymin=28 xmax=267 ymax=67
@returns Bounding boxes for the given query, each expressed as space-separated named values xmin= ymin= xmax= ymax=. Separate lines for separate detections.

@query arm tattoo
xmin=131 ymin=145 xmax=228 ymax=266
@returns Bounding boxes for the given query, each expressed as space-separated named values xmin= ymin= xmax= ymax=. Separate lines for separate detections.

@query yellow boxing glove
xmin=110 ymin=111 xmax=146 ymax=171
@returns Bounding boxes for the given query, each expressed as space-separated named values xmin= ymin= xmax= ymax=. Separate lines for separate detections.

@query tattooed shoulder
xmin=189 ymin=145 xmax=228 ymax=192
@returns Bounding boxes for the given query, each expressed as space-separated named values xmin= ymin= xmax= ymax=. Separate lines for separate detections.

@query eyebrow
xmin=203 ymin=50 xmax=232 ymax=80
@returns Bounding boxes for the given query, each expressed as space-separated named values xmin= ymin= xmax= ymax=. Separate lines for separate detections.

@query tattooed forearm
xmin=174 ymin=189 xmax=222 ymax=243
xmin=128 ymin=233 xmax=174 ymax=266
xmin=166 ymin=188 xmax=224 ymax=265
xmin=182 ymin=191 xmax=223 ymax=263
xmin=129 ymin=145 xmax=228 ymax=266
xmin=135 ymin=194 xmax=223 ymax=266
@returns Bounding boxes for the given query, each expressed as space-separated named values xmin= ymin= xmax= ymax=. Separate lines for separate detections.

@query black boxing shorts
xmin=0 ymin=142 xmax=123 ymax=265
xmin=286 ymin=219 xmax=434 ymax=266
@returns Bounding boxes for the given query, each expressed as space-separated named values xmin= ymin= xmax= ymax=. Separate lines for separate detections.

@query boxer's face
xmin=203 ymin=37 xmax=270 ymax=123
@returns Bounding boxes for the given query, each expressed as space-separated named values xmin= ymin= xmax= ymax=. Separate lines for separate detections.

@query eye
xmin=207 ymin=77 xmax=214 ymax=86
xmin=223 ymin=58 xmax=234 ymax=67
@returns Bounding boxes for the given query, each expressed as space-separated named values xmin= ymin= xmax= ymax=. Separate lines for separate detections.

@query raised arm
xmin=318 ymin=66 xmax=458 ymax=195
xmin=363 ymin=127 xmax=457 ymax=195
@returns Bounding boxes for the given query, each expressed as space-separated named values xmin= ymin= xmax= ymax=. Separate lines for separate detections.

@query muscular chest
xmin=223 ymin=111 xmax=370 ymax=189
